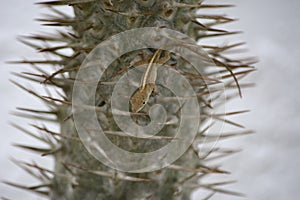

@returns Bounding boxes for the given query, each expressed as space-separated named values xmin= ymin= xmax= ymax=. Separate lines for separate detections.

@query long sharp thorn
xmin=1 ymin=181 xmax=49 ymax=196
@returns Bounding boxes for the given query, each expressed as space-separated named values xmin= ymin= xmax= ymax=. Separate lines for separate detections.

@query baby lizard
xmin=130 ymin=49 xmax=170 ymax=113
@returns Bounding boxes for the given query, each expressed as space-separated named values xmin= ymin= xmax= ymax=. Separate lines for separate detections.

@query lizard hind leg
xmin=157 ymin=51 xmax=171 ymax=65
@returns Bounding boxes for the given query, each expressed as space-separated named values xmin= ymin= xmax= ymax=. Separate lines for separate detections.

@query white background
xmin=1 ymin=0 xmax=299 ymax=199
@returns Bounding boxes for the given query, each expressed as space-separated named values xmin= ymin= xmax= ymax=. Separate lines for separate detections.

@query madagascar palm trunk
xmin=7 ymin=0 xmax=255 ymax=199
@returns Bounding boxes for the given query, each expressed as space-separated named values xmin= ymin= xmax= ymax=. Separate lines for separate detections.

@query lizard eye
xmin=143 ymin=101 xmax=146 ymax=104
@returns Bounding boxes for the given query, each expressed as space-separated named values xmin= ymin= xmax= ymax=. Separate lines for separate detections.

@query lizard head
xmin=130 ymin=84 xmax=154 ymax=113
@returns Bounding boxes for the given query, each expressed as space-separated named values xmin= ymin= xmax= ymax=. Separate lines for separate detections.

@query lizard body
xmin=130 ymin=49 xmax=170 ymax=113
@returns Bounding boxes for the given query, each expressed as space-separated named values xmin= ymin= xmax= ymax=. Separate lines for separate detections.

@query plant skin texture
xmin=5 ymin=0 xmax=256 ymax=199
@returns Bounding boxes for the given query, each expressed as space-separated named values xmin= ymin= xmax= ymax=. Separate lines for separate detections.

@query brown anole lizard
xmin=130 ymin=49 xmax=170 ymax=113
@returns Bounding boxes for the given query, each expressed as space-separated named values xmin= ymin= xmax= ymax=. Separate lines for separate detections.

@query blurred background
xmin=1 ymin=0 xmax=299 ymax=199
